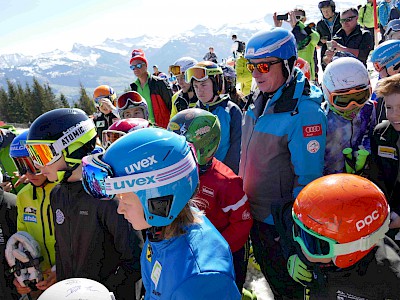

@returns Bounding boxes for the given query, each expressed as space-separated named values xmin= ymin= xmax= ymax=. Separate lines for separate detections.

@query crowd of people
xmin=2 ymin=0 xmax=400 ymax=299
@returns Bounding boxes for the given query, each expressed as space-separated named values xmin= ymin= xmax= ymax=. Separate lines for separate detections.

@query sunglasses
xmin=184 ymin=66 xmax=223 ymax=83
xmin=130 ymin=63 xmax=144 ymax=70
xmin=25 ymin=119 xmax=96 ymax=167
xmin=329 ymin=85 xmax=371 ymax=110
xmin=12 ymin=156 xmax=40 ymax=175
xmin=101 ymin=130 xmax=126 ymax=149
xmin=292 ymin=212 xmax=390 ymax=259
xmin=169 ymin=65 xmax=182 ymax=75
xmin=81 ymin=150 xmax=197 ymax=200
xmin=340 ymin=16 xmax=357 ymax=23
xmin=246 ymin=60 xmax=282 ymax=73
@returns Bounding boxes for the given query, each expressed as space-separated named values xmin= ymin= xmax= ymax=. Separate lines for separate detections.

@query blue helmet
xmin=102 ymin=128 xmax=199 ymax=227
xmin=371 ymin=40 xmax=400 ymax=76
xmin=244 ymin=27 xmax=297 ymax=61
xmin=9 ymin=130 xmax=29 ymax=158
xmin=245 ymin=28 xmax=297 ymax=80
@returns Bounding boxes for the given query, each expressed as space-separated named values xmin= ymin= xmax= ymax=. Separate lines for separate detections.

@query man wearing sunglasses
xmin=324 ymin=8 xmax=373 ymax=67
xmin=322 ymin=57 xmax=375 ymax=175
xmin=240 ymin=27 xmax=327 ymax=299
xmin=9 ymin=130 xmax=59 ymax=298
xmin=129 ymin=49 xmax=172 ymax=128
xmin=287 ymin=173 xmax=400 ymax=299
xmin=25 ymin=108 xmax=143 ymax=300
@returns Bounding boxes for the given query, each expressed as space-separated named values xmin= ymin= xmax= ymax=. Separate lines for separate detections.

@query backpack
xmin=237 ymin=41 xmax=246 ymax=53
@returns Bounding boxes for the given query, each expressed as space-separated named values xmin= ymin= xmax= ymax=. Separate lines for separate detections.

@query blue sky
xmin=0 ymin=0 xmax=361 ymax=56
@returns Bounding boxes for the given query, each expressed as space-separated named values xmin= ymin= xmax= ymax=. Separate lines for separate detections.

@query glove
xmin=287 ymin=254 xmax=312 ymax=287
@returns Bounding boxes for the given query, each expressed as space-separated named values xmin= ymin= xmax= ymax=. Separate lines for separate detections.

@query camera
xmin=277 ymin=13 xmax=289 ymax=21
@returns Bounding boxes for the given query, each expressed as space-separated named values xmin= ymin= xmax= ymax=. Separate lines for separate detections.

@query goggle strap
xmin=332 ymin=214 xmax=390 ymax=255
xmin=52 ymin=119 xmax=96 ymax=153
xmin=105 ymin=152 xmax=196 ymax=194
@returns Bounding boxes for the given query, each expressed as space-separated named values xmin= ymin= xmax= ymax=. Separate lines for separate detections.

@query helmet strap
xmin=147 ymin=226 xmax=164 ymax=242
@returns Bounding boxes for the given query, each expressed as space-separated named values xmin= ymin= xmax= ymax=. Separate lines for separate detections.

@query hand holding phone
xmin=326 ymin=40 xmax=333 ymax=51
xmin=276 ymin=13 xmax=289 ymax=21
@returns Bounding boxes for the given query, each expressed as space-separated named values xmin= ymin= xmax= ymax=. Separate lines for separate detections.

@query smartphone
xmin=277 ymin=13 xmax=289 ymax=21
xmin=326 ymin=40 xmax=333 ymax=51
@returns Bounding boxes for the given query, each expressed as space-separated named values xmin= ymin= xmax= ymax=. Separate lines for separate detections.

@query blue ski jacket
xmin=197 ymin=94 xmax=242 ymax=174
xmin=239 ymin=69 xmax=327 ymax=223
xmin=141 ymin=214 xmax=241 ymax=300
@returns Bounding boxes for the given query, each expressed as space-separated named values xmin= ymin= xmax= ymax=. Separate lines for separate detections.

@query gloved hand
xmin=287 ymin=254 xmax=312 ymax=286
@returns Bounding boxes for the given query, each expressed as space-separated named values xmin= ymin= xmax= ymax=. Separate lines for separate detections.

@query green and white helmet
xmin=167 ymin=108 xmax=221 ymax=165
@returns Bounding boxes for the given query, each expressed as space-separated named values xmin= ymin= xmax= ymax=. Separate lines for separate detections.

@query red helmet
xmin=293 ymin=174 xmax=390 ymax=268
xmin=295 ymin=57 xmax=311 ymax=80
xmin=116 ymin=91 xmax=149 ymax=120
xmin=101 ymin=118 xmax=150 ymax=149
xmin=93 ymin=85 xmax=117 ymax=107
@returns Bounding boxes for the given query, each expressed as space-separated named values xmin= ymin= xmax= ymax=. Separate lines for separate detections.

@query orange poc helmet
xmin=93 ymin=85 xmax=117 ymax=107
xmin=293 ymin=174 xmax=390 ymax=268
xmin=295 ymin=57 xmax=311 ymax=80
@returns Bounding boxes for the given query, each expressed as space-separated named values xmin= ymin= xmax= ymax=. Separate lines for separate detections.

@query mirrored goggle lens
xmin=13 ymin=157 xmax=40 ymax=175
xmin=185 ymin=67 xmax=208 ymax=83
xmin=101 ymin=131 xmax=126 ymax=149
xmin=293 ymin=221 xmax=331 ymax=256
xmin=169 ymin=65 xmax=182 ymax=75
xmin=26 ymin=143 xmax=60 ymax=167
xmin=117 ymin=93 xmax=143 ymax=110
xmin=332 ymin=88 xmax=370 ymax=108
xmin=82 ymin=155 xmax=113 ymax=199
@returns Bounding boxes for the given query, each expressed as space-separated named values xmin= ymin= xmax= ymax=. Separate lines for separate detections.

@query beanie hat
xmin=129 ymin=49 xmax=148 ymax=65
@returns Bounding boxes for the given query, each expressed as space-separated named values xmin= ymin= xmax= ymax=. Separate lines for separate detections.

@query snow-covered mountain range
xmin=0 ymin=0 xmax=357 ymax=103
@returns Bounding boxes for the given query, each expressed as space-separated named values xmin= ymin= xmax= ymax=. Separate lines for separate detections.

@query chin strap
xmin=61 ymin=163 xmax=80 ymax=183
xmin=147 ymin=227 xmax=164 ymax=242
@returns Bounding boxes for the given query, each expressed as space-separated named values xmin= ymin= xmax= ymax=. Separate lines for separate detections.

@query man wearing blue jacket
xmin=240 ymin=27 xmax=327 ymax=299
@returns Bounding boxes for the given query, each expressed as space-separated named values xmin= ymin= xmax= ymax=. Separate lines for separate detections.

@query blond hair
xmin=375 ymin=73 xmax=400 ymax=98
xmin=161 ymin=199 xmax=204 ymax=240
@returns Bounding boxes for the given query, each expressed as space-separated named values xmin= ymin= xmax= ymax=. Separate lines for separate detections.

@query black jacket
xmin=309 ymin=237 xmax=400 ymax=299
xmin=0 ymin=188 xmax=18 ymax=300
xmin=370 ymin=121 xmax=400 ymax=215
xmin=316 ymin=13 xmax=342 ymax=70
xmin=50 ymin=181 xmax=143 ymax=300
xmin=332 ymin=25 xmax=374 ymax=66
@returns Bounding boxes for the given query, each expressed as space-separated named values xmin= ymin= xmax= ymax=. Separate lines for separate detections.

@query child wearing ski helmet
xmin=9 ymin=130 xmax=59 ymax=296
xmin=92 ymin=85 xmax=120 ymax=145
xmin=185 ymin=61 xmax=242 ymax=174
xmin=369 ymin=73 xmax=400 ymax=244
xmin=169 ymin=57 xmax=198 ymax=118
xmin=322 ymin=57 xmax=375 ymax=175
xmin=241 ymin=27 xmax=327 ymax=299
xmin=168 ymin=108 xmax=253 ymax=293
xmin=102 ymin=118 xmax=150 ymax=149
xmin=116 ymin=91 xmax=149 ymax=120
xmin=371 ymin=39 xmax=400 ymax=122
xmin=25 ymin=108 xmax=143 ymax=299
xmin=81 ymin=127 xmax=241 ymax=299
xmin=288 ymin=173 xmax=400 ymax=299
